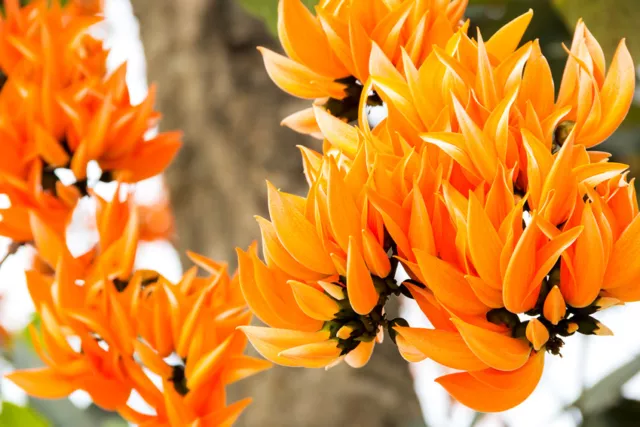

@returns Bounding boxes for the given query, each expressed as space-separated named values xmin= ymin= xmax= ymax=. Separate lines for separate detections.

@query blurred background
xmin=1 ymin=0 xmax=640 ymax=426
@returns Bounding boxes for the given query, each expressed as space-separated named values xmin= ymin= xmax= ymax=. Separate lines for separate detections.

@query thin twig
xmin=0 ymin=241 xmax=24 ymax=270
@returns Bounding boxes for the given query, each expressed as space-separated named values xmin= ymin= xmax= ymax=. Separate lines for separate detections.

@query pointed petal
xmin=437 ymin=350 xmax=544 ymax=412
xmin=289 ymin=280 xmax=340 ymax=321
xmin=347 ymin=236 xmax=379 ymax=315
xmin=486 ymin=10 xmax=534 ymax=61
xmin=414 ymin=249 xmax=487 ymax=315
xmin=395 ymin=327 xmax=488 ymax=371
xmin=267 ymin=181 xmax=335 ymax=274
xmin=345 ymin=340 xmax=375 ymax=368
xmin=452 ymin=318 xmax=531 ymax=371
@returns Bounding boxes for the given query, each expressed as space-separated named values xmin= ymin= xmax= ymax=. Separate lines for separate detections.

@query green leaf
xmin=0 ymin=402 xmax=50 ymax=427
xmin=569 ymin=353 xmax=640 ymax=416
xmin=236 ymin=0 xmax=319 ymax=36
xmin=101 ymin=419 xmax=129 ymax=427
xmin=581 ymin=399 xmax=640 ymax=427
xmin=552 ymin=0 xmax=640 ymax=61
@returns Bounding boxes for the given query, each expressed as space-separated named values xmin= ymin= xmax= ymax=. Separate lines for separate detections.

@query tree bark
xmin=131 ymin=0 xmax=425 ymax=425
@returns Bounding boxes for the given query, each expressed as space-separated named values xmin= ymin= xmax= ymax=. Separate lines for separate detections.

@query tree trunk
xmin=131 ymin=0 xmax=425 ymax=425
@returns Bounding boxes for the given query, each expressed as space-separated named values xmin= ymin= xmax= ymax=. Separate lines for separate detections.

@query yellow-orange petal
xmin=7 ymin=368 xmax=76 ymax=399
xmin=346 ymin=236 xmax=379 ymax=315
xmin=236 ymin=248 xmax=294 ymax=328
xmin=199 ymin=398 xmax=252 ymax=427
xmin=281 ymin=108 xmax=323 ymax=138
xmin=584 ymin=39 xmax=635 ymax=147
xmin=318 ymin=280 xmax=345 ymax=300
xmin=238 ymin=326 xmax=330 ymax=367
xmin=187 ymin=335 xmax=234 ymax=391
xmin=256 ymin=216 xmax=323 ymax=280
xmin=485 ymin=9 xmax=534 ymax=61
xmin=220 ymin=356 xmax=272 ymax=385
xmin=467 ymin=192 xmax=503 ymax=290
xmin=413 ymin=249 xmax=487 ymax=315
xmin=289 ymin=280 xmax=340 ymax=321
xmin=29 ymin=212 xmax=66 ymax=269
xmin=258 ymin=47 xmax=345 ymax=99
xmin=267 ymin=181 xmax=335 ymax=274
xmin=525 ymin=319 xmax=549 ymax=351
xmin=568 ymin=203 xmax=604 ymax=308
xmin=314 ymin=106 xmax=359 ymax=157
xmin=465 ymin=275 xmax=504 ymax=308
xmin=543 ymin=286 xmax=566 ymax=325
xmin=604 ymin=214 xmax=640 ymax=289
xmin=395 ymin=334 xmax=427 ymax=363
xmin=278 ymin=340 xmax=342 ymax=369
xmin=345 ymin=340 xmax=375 ymax=368
xmin=437 ymin=350 xmax=544 ymax=412
xmin=452 ymin=318 xmax=531 ymax=371
xmin=408 ymin=185 xmax=437 ymax=257
xmin=361 ymin=228 xmax=391 ymax=278
xmin=327 ymin=158 xmax=361 ymax=253
xmin=395 ymin=327 xmax=489 ymax=371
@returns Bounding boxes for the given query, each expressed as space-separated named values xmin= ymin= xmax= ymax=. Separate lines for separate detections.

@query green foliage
xmin=101 ymin=419 xmax=129 ymax=427
xmin=236 ymin=0 xmax=319 ymax=36
xmin=570 ymin=354 xmax=640 ymax=417
xmin=581 ymin=399 xmax=640 ymax=427
xmin=553 ymin=0 xmax=640 ymax=61
xmin=0 ymin=402 xmax=50 ymax=427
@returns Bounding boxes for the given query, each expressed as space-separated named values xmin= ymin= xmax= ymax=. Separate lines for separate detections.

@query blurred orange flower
xmin=0 ymin=0 xmax=181 ymax=242
xmin=9 ymin=193 xmax=268 ymax=425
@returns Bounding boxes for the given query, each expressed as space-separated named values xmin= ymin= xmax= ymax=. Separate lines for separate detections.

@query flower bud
xmin=526 ymin=319 xmax=550 ymax=351
xmin=543 ymin=286 xmax=566 ymax=325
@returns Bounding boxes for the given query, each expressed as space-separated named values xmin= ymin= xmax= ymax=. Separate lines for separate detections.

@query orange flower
xmin=237 ymin=147 xmax=411 ymax=368
xmin=371 ymin=16 xmax=634 ymax=177
xmin=249 ymin=0 xmax=640 ymax=412
xmin=0 ymin=0 xmax=181 ymax=242
xmin=9 ymin=195 xmax=268 ymax=425
xmin=261 ymin=0 xmax=467 ymax=134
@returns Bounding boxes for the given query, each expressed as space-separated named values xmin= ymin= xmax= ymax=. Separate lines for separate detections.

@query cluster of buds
xmin=1 ymin=1 xmax=267 ymax=425
xmin=243 ymin=0 xmax=639 ymax=413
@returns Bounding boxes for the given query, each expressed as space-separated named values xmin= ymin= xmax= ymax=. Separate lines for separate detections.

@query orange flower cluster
xmin=8 ymin=194 xmax=269 ymax=425
xmin=261 ymin=0 xmax=467 ymax=134
xmin=0 ymin=0 xmax=180 ymax=242
xmin=2 ymin=1 xmax=267 ymax=425
xmin=244 ymin=0 xmax=638 ymax=413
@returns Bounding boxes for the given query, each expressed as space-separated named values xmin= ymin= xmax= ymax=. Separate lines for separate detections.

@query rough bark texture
xmin=131 ymin=0 xmax=424 ymax=425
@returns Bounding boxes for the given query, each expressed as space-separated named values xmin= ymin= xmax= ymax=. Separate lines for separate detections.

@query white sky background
xmin=1 ymin=1 xmax=640 ymax=426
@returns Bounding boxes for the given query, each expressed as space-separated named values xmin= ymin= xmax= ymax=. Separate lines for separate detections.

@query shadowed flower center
xmin=323 ymin=257 xmax=413 ymax=355
xmin=324 ymin=76 xmax=383 ymax=123
xmin=169 ymin=363 xmax=190 ymax=396
xmin=553 ymin=120 xmax=576 ymax=153
xmin=40 ymin=138 xmax=115 ymax=197
xmin=488 ymin=262 xmax=611 ymax=356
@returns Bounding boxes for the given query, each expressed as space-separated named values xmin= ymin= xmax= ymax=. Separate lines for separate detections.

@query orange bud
xmin=566 ymin=322 xmax=579 ymax=334
xmin=526 ymin=319 xmax=549 ymax=351
xmin=594 ymin=321 xmax=614 ymax=336
xmin=336 ymin=325 xmax=354 ymax=340
xmin=543 ymin=286 xmax=566 ymax=325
